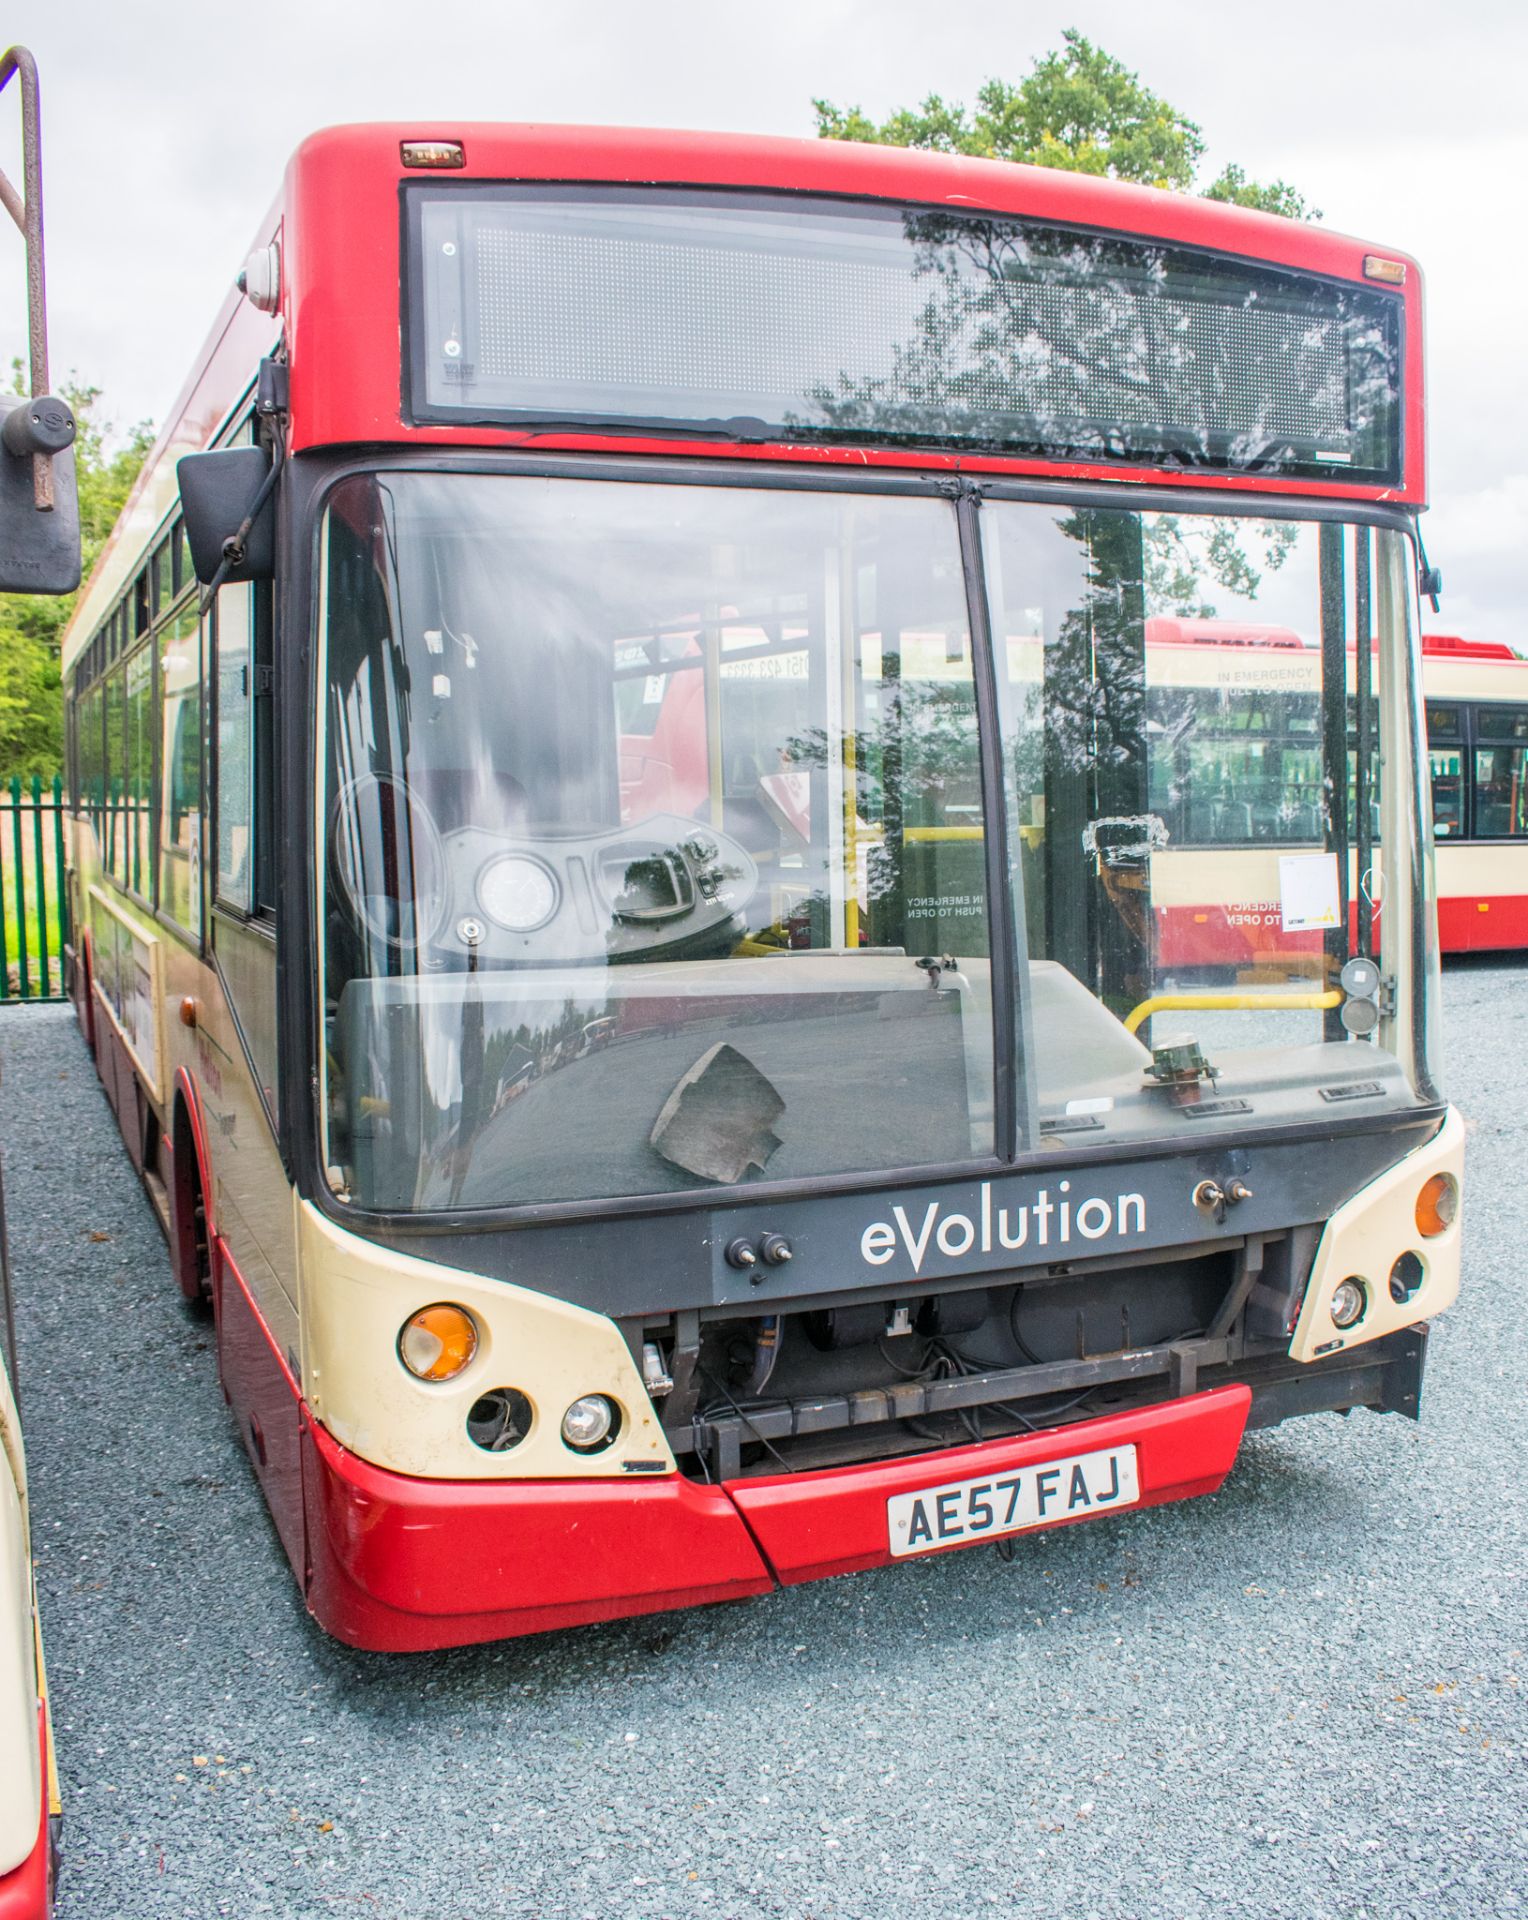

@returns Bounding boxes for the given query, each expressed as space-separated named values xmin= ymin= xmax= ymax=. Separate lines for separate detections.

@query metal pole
xmin=0 ymin=791 xmax=9 ymax=1001
xmin=9 ymin=776 xmax=28 ymax=998
xmin=29 ymin=775 xmax=46 ymax=993
xmin=52 ymin=773 xmax=68 ymax=986
xmin=1354 ymin=532 xmax=1374 ymax=961
xmin=0 ymin=1143 xmax=18 ymax=1404
xmin=0 ymin=47 xmax=54 ymax=510
xmin=1318 ymin=524 xmax=1348 ymax=1037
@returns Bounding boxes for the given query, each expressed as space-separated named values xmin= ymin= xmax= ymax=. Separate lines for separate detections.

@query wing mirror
xmin=0 ymin=390 xmax=79 ymax=591
xmin=176 ymin=445 xmax=276 ymax=585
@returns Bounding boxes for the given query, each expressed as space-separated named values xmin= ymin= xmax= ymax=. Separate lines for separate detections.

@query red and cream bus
xmin=60 ymin=125 xmax=1462 ymax=1651
xmin=1127 ymin=624 xmax=1528 ymax=970
xmin=1419 ymin=637 xmax=1528 ymax=950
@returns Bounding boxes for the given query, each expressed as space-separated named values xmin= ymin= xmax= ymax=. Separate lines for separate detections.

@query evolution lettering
xmin=860 ymin=1181 xmax=1147 ymax=1273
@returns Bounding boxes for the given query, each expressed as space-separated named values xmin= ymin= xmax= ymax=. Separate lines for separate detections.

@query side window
xmin=159 ymin=607 xmax=202 ymax=932
xmin=126 ymin=643 xmax=155 ymax=897
xmin=215 ymin=585 xmax=255 ymax=912
xmin=1473 ymin=746 xmax=1528 ymax=838
xmin=104 ymin=665 xmax=126 ymax=886
xmin=1425 ymin=703 xmax=1463 ymax=839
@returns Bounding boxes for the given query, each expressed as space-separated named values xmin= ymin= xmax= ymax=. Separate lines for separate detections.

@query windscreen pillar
xmin=1319 ymin=524 xmax=1350 ymax=1036
xmin=1353 ymin=530 xmax=1374 ymax=961
xmin=1044 ymin=511 xmax=1149 ymax=1014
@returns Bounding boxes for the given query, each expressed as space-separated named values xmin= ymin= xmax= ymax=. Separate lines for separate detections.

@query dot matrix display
xmin=411 ymin=188 xmax=1402 ymax=482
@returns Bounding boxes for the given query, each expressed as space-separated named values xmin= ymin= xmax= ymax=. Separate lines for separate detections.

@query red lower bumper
xmin=729 ymin=1386 xmax=1251 ymax=1585
xmin=0 ymin=1710 xmax=52 ymax=1919
xmin=300 ymin=1386 xmax=1251 ymax=1651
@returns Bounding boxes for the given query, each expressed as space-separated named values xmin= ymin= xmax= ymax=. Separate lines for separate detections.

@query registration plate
xmin=887 ymin=1444 xmax=1139 ymax=1558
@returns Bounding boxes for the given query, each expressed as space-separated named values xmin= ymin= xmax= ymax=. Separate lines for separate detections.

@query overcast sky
xmin=4 ymin=0 xmax=1522 ymax=643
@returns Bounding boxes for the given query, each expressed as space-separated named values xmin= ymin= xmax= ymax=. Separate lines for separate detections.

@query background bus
xmin=58 ymin=124 xmax=1460 ymax=1651
xmin=1129 ymin=624 xmax=1528 ymax=971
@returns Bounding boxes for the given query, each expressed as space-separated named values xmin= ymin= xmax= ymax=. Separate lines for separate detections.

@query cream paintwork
xmin=0 ymin=1349 xmax=42 ymax=1879
xmin=189 ymin=962 xmax=302 ymax=1375
xmin=70 ymin=817 xmax=304 ymax=1376
xmin=1422 ymin=655 xmax=1528 ymax=703
xmin=1149 ymin=845 xmax=1389 ymax=911
xmin=1289 ymin=1106 xmax=1464 ymax=1364
xmin=296 ymin=1200 xmax=674 ymax=1480
xmin=87 ymin=882 xmax=166 ymax=1105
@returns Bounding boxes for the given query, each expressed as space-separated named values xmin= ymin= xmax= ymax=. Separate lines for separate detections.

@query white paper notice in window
xmin=1278 ymin=851 xmax=1342 ymax=932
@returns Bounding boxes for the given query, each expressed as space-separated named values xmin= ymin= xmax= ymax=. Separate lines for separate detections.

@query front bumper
xmin=301 ymin=1382 xmax=1255 ymax=1651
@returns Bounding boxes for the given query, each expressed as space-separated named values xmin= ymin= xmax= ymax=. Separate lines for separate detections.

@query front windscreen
xmin=320 ymin=476 xmax=995 ymax=1209
xmin=317 ymin=473 xmax=1435 ymax=1216
xmin=408 ymin=186 xmax=1403 ymax=483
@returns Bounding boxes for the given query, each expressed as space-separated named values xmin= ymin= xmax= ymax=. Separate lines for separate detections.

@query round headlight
xmin=1329 ymin=1278 xmax=1367 ymax=1331
xmin=398 ymin=1303 xmax=479 ymax=1381
xmin=1415 ymin=1173 xmax=1458 ymax=1238
xmin=479 ymin=855 xmax=559 ymax=932
xmin=561 ymin=1393 xmax=619 ymax=1452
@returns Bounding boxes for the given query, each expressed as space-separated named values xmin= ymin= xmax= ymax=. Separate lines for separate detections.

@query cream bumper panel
xmin=1288 ymin=1107 xmax=1464 ymax=1365
xmin=296 ymin=1200 xmax=675 ymax=1481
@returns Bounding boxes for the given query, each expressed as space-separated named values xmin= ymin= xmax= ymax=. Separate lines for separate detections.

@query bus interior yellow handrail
xmin=1123 ymin=989 xmax=1343 ymax=1035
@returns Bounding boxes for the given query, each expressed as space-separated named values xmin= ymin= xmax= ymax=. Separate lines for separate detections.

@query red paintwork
xmin=0 ymin=1709 xmax=51 ymax=1919
xmin=300 ymin=1416 xmax=774 ymax=1652
xmin=1154 ymin=903 xmax=1326 ymax=972
xmin=1422 ymin=634 xmax=1517 ymax=661
xmin=90 ymin=1000 xmax=146 ymax=1170
xmin=214 ymin=1241 xmax=307 ymax=1584
xmin=291 ymin=1379 xmax=1249 ymax=1650
xmin=69 ymin=122 xmax=1426 ymax=645
xmin=1436 ymin=892 xmax=1528 ymax=954
xmin=279 ymin=125 xmax=1425 ymax=503
xmin=728 ymin=1386 xmax=1251 ymax=1585
xmin=1145 ymin=616 xmax=1306 ymax=650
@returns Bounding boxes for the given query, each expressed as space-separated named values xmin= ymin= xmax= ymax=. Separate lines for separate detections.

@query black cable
xmin=695 ymin=1365 xmax=797 ymax=1475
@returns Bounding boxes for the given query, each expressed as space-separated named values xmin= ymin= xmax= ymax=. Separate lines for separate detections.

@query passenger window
xmin=160 ymin=607 xmax=202 ymax=932
xmin=1429 ymin=748 xmax=1463 ymax=838
xmin=1473 ymin=746 xmax=1528 ymax=838
xmin=214 ymin=585 xmax=255 ymax=912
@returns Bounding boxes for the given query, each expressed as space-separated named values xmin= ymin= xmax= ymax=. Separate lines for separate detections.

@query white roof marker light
xmin=238 ymin=243 xmax=281 ymax=314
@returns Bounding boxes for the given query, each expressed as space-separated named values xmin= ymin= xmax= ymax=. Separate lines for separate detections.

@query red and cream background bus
xmin=1144 ymin=626 xmax=1527 ymax=969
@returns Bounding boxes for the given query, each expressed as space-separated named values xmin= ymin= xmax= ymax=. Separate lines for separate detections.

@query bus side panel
xmin=94 ymin=1006 xmax=149 ymax=1171
xmin=1435 ymin=844 xmax=1528 ymax=953
xmin=215 ymin=1240 xmax=307 ymax=1585
xmin=179 ymin=931 xmax=304 ymax=1432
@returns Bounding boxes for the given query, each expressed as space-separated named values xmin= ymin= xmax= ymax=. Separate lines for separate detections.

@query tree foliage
xmin=815 ymin=29 xmax=1317 ymax=217
xmin=0 ymin=373 xmax=152 ymax=782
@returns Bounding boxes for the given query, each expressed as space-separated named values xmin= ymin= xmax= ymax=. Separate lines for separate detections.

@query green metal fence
xmin=0 ymin=775 xmax=69 ymax=1003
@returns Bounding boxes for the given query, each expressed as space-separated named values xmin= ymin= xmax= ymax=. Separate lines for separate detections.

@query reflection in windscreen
xmin=320 ymin=476 xmax=995 ymax=1208
xmin=989 ymin=505 xmax=1420 ymax=1133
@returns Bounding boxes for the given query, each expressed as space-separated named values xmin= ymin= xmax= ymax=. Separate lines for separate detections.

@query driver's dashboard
xmin=331 ymin=782 xmax=758 ymax=966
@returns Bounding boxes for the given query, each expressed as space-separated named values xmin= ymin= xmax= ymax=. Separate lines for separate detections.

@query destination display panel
xmin=407 ymin=185 xmax=1403 ymax=483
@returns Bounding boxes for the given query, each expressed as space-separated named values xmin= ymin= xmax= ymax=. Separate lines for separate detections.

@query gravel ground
xmin=3 ymin=972 xmax=1525 ymax=1920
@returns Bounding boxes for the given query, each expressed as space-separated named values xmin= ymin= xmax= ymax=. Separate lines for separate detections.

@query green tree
xmin=1202 ymin=162 xmax=1318 ymax=220
xmin=0 ymin=373 xmax=152 ymax=781
xmin=815 ymin=28 xmax=1317 ymax=216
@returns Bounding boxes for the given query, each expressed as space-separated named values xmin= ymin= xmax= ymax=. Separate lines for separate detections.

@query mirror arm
xmin=196 ymin=450 xmax=284 ymax=613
